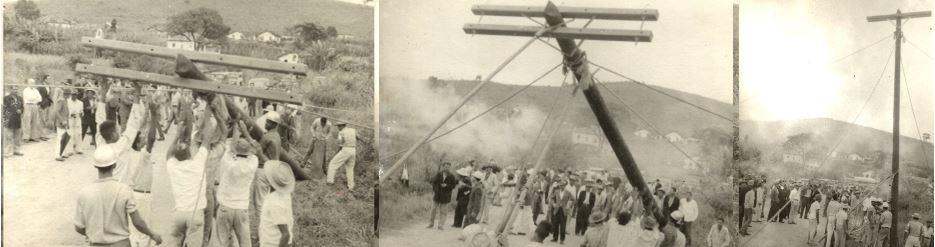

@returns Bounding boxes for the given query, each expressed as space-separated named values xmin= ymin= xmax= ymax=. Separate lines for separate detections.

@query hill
xmin=741 ymin=118 xmax=934 ymax=169
xmin=7 ymin=0 xmax=373 ymax=37
xmin=437 ymin=79 xmax=734 ymax=135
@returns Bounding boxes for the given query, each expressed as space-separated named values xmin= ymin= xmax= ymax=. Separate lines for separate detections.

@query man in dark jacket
xmin=574 ymin=182 xmax=596 ymax=235
xmin=427 ymin=162 xmax=457 ymax=230
xmin=663 ymin=187 xmax=681 ymax=223
xmin=3 ymin=86 xmax=24 ymax=157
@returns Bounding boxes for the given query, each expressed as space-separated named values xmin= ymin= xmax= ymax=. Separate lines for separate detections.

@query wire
xmin=827 ymin=33 xmax=893 ymax=65
xmin=380 ymin=62 xmax=563 ymax=161
xmin=813 ymin=44 xmax=895 ymax=171
xmin=303 ymin=105 xmax=371 ymax=114
xmin=900 ymin=61 xmax=930 ymax=166
xmin=904 ymin=36 xmax=934 ymax=60
xmin=594 ymin=76 xmax=708 ymax=174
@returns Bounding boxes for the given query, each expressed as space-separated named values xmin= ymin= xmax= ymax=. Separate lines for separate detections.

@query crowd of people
xmin=3 ymin=73 xmax=361 ymax=246
xmin=419 ymin=160 xmax=729 ymax=247
xmin=739 ymin=178 xmax=933 ymax=247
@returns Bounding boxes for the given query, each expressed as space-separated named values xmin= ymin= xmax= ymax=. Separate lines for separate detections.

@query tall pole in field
xmin=867 ymin=9 xmax=931 ymax=247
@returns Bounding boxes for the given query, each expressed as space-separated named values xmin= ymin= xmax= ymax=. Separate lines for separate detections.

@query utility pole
xmin=867 ymin=9 xmax=931 ymax=247
xmin=732 ymin=3 xmax=742 ymax=230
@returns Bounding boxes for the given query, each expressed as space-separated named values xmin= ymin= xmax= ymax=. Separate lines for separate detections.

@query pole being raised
xmin=541 ymin=1 xmax=666 ymax=226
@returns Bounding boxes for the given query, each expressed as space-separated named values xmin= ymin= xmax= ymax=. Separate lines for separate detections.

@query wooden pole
xmin=890 ymin=11 xmax=902 ymax=246
xmin=541 ymin=1 xmax=666 ymax=226
xmin=867 ymin=10 xmax=930 ymax=246
xmin=174 ymin=55 xmax=309 ymax=180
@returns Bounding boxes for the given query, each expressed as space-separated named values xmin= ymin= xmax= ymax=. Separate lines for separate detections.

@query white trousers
xmin=130 ymin=192 xmax=153 ymax=247
xmin=326 ymin=147 xmax=356 ymax=190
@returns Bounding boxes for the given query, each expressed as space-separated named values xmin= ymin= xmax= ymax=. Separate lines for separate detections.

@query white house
xmin=664 ymin=132 xmax=684 ymax=143
xmin=847 ymin=153 xmax=864 ymax=162
xmin=227 ymin=31 xmax=245 ymax=41
xmin=166 ymin=36 xmax=195 ymax=51
xmin=782 ymin=153 xmax=804 ymax=164
xmin=337 ymin=34 xmax=356 ymax=40
xmin=199 ymin=44 xmax=222 ymax=54
xmin=805 ymin=160 xmax=820 ymax=169
xmin=256 ymin=31 xmax=281 ymax=43
xmin=634 ymin=129 xmax=652 ymax=138
xmin=277 ymin=53 xmax=301 ymax=64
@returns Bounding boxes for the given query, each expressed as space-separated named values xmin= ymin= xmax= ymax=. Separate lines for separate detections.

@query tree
xmin=290 ymin=22 xmax=327 ymax=48
xmin=165 ymin=7 xmax=230 ymax=50
xmin=15 ymin=0 xmax=41 ymax=21
xmin=326 ymin=26 xmax=338 ymax=38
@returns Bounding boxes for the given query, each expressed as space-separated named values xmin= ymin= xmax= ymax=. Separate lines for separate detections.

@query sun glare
xmin=741 ymin=2 xmax=842 ymax=121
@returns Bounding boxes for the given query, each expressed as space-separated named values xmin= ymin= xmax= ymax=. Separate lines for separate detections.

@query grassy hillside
xmin=741 ymin=118 xmax=933 ymax=164
xmin=438 ymin=79 xmax=734 ymax=136
xmin=7 ymin=0 xmax=373 ymax=37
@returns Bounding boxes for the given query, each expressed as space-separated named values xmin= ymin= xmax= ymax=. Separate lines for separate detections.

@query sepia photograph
xmin=379 ymin=1 xmax=737 ymax=246
xmin=736 ymin=0 xmax=933 ymax=247
xmin=1 ymin=0 xmax=375 ymax=246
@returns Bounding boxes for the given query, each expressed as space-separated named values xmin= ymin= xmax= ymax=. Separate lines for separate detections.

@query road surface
xmin=2 ymin=128 xmax=221 ymax=246
xmin=380 ymin=204 xmax=587 ymax=247
xmin=740 ymin=217 xmax=815 ymax=247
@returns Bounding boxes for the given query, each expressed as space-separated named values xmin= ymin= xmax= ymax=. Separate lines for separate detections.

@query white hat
xmin=93 ymin=145 xmax=118 ymax=167
xmin=264 ymin=111 xmax=282 ymax=124
xmin=472 ymin=171 xmax=485 ymax=180
xmin=264 ymin=105 xmax=276 ymax=112
xmin=265 ymin=160 xmax=295 ymax=192
xmin=457 ymin=167 xmax=472 ymax=177
xmin=670 ymin=211 xmax=684 ymax=221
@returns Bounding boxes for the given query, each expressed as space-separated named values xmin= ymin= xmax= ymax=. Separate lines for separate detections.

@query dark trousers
xmin=453 ymin=202 xmax=468 ymax=227
xmin=800 ymin=198 xmax=811 ymax=219
xmin=551 ymin=209 xmax=566 ymax=241
xmin=779 ymin=201 xmax=790 ymax=220
xmin=769 ymin=201 xmax=779 ymax=220
xmin=575 ymin=207 xmax=591 ymax=235
xmin=681 ymin=221 xmax=693 ymax=246
xmin=81 ymin=119 xmax=96 ymax=145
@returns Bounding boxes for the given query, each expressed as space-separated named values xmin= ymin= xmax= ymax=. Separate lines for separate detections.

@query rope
xmin=813 ymin=44 xmax=895 ymax=171
xmin=594 ymin=76 xmax=708 ymax=174
xmin=904 ymin=36 xmax=934 ymax=60
xmin=533 ymin=38 xmax=736 ymax=124
xmin=303 ymin=104 xmax=371 ymax=114
xmin=900 ymin=61 xmax=930 ymax=166
xmin=284 ymin=104 xmax=373 ymax=130
xmin=379 ymin=62 xmax=563 ymax=161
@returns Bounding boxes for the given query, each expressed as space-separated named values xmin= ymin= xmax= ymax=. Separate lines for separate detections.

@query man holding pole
xmin=327 ymin=121 xmax=357 ymax=190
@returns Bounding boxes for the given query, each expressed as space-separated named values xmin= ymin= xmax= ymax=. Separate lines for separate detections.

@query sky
xmin=379 ymin=0 xmax=734 ymax=103
xmin=741 ymin=0 xmax=934 ymax=136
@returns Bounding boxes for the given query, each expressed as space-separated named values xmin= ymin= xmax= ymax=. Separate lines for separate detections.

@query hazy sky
xmin=380 ymin=0 xmax=734 ymax=103
xmin=741 ymin=0 xmax=933 ymax=136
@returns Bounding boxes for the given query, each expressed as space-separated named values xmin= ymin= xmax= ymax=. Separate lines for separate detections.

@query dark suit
xmin=574 ymin=190 xmax=596 ymax=235
xmin=453 ymin=180 xmax=472 ymax=227
xmin=663 ymin=194 xmax=681 ymax=222
xmin=550 ymin=188 xmax=574 ymax=242
xmin=428 ymin=171 xmax=457 ymax=227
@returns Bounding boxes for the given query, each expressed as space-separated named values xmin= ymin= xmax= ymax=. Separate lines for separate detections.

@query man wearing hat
xmin=327 ymin=121 xmax=357 ymax=190
xmin=452 ymin=167 xmax=474 ymax=228
xmin=581 ymin=211 xmax=609 ymax=247
xmin=833 ymin=204 xmax=849 ymax=247
xmin=304 ymin=116 xmax=333 ymax=176
xmin=94 ymin=82 xmax=147 ymax=187
xmin=428 ymin=162 xmax=457 ymax=230
xmin=259 ymin=160 xmax=297 ymax=246
xmin=75 ymin=145 xmax=162 ymax=246
xmin=67 ymin=87 xmax=86 ymax=155
xmin=81 ymin=89 xmax=98 ymax=147
xmin=465 ymin=171 xmax=487 ymax=226
xmin=216 ymin=122 xmax=262 ymax=247
xmin=881 ymin=202 xmax=893 ymax=246
xmin=3 ymin=85 xmax=24 ymax=157
xmin=549 ymin=179 xmax=575 ymax=244
xmin=905 ymin=213 xmax=925 ymax=247
xmin=53 ymin=88 xmax=73 ymax=161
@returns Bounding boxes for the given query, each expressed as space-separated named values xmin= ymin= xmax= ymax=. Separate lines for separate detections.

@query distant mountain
xmin=741 ymin=118 xmax=933 ymax=166
xmin=10 ymin=0 xmax=373 ymax=37
xmin=436 ymin=79 xmax=734 ymax=136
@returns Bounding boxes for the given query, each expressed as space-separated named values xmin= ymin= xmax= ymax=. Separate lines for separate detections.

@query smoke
xmin=381 ymin=77 xmax=548 ymax=166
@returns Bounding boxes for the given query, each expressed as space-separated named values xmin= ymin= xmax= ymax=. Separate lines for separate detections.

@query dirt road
xmin=380 ymin=204 xmax=587 ymax=247
xmin=2 ymin=128 xmax=206 ymax=246
xmin=739 ymin=217 xmax=814 ymax=247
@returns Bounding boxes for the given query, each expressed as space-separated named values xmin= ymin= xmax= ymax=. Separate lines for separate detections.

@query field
xmin=4 ymin=0 xmax=375 ymax=246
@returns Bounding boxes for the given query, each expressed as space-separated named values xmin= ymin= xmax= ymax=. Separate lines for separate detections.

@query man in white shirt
xmin=216 ymin=123 xmax=261 ymax=247
xmin=304 ymin=117 xmax=333 ymax=175
xmin=789 ymin=186 xmax=800 ymax=223
xmin=95 ymin=82 xmax=147 ymax=186
xmin=21 ymin=78 xmax=43 ymax=142
xmin=326 ymin=122 xmax=357 ymax=190
xmin=66 ymin=90 xmax=85 ymax=154
xmin=833 ymin=205 xmax=849 ymax=247
xmin=165 ymin=102 xmax=223 ymax=247
xmin=680 ymin=190 xmax=700 ymax=246
xmin=260 ymin=160 xmax=295 ymax=247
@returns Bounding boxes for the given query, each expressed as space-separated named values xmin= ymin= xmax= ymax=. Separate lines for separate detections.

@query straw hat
xmin=264 ymin=160 xmax=295 ymax=192
xmin=589 ymin=212 xmax=607 ymax=224
xmin=472 ymin=171 xmax=485 ymax=180
xmin=264 ymin=111 xmax=282 ymax=124
xmin=670 ymin=211 xmax=684 ymax=221
xmin=913 ymin=213 xmax=921 ymax=219
xmin=456 ymin=167 xmax=472 ymax=177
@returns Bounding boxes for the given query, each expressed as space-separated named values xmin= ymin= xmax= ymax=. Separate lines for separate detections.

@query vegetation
xmin=165 ymin=7 xmax=231 ymax=50
xmin=13 ymin=0 xmax=41 ymax=21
